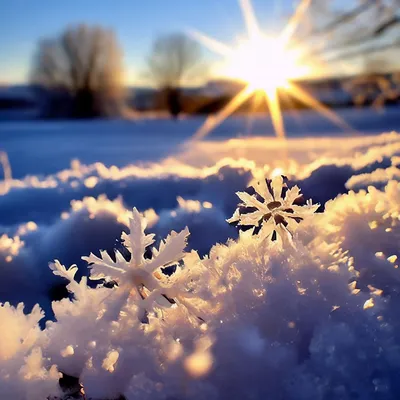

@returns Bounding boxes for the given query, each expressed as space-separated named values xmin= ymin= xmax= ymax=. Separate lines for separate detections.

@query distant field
xmin=0 ymin=106 xmax=399 ymax=178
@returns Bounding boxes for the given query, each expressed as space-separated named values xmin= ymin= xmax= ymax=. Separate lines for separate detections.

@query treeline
xmin=5 ymin=78 xmax=400 ymax=120
xmin=4 ymin=15 xmax=400 ymax=120
xmin=29 ymin=25 xmax=207 ymax=119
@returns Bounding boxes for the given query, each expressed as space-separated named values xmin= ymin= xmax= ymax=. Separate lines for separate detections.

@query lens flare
xmin=225 ymin=36 xmax=307 ymax=96
xmin=189 ymin=0 xmax=351 ymax=143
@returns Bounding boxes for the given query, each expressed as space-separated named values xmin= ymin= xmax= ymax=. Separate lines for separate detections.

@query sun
xmin=189 ymin=0 xmax=350 ymax=143
xmin=225 ymin=36 xmax=306 ymax=96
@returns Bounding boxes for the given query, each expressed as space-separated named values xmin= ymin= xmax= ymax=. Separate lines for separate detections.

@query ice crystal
xmin=83 ymin=208 xmax=192 ymax=316
xmin=228 ymin=175 xmax=319 ymax=245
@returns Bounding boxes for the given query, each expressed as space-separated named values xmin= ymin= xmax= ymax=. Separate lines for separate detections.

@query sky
xmin=0 ymin=0 xmax=295 ymax=85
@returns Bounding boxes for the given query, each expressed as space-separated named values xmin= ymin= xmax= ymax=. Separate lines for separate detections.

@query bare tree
xmin=284 ymin=0 xmax=400 ymax=106
xmin=293 ymin=0 xmax=400 ymax=64
xmin=31 ymin=24 xmax=125 ymax=118
xmin=147 ymin=33 xmax=204 ymax=118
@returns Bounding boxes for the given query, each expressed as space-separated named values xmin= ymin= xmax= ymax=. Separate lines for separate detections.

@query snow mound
xmin=1 ymin=174 xmax=400 ymax=399
xmin=1 ymin=132 xmax=400 ymax=398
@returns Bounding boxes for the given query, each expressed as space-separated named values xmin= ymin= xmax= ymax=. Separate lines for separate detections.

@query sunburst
xmin=189 ymin=0 xmax=350 ymax=142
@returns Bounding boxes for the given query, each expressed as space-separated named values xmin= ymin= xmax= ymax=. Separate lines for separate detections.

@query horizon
xmin=0 ymin=0 xmax=367 ymax=86
xmin=0 ymin=72 xmax=376 ymax=92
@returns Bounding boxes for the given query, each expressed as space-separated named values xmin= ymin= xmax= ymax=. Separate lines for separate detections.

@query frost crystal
xmin=228 ymin=175 xmax=319 ymax=245
xmin=83 ymin=207 xmax=191 ymax=316
xmin=49 ymin=260 xmax=109 ymax=307
xmin=0 ymin=303 xmax=60 ymax=399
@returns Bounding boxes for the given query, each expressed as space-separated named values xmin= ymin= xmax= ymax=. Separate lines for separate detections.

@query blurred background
xmin=1 ymin=0 xmax=399 ymax=121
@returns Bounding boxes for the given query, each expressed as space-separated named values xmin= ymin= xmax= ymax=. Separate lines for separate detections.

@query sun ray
xmin=288 ymin=83 xmax=354 ymax=132
xmin=247 ymin=89 xmax=264 ymax=133
xmin=189 ymin=29 xmax=233 ymax=56
xmin=251 ymin=89 xmax=264 ymax=114
xmin=279 ymin=88 xmax=304 ymax=125
xmin=263 ymin=90 xmax=289 ymax=162
xmin=239 ymin=0 xmax=260 ymax=38
xmin=244 ymin=89 xmax=264 ymax=136
xmin=265 ymin=90 xmax=286 ymax=140
xmin=191 ymin=85 xmax=254 ymax=142
xmin=280 ymin=0 xmax=312 ymax=44
xmin=188 ymin=0 xmax=354 ymax=144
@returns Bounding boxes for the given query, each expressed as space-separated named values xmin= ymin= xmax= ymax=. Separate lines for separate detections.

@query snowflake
xmin=82 ymin=208 xmax=192 ymax=316
xmin=227 ymin=175 xmax=319 ymax=245
xmin=49 ymin=260 xmax=109 ymax=308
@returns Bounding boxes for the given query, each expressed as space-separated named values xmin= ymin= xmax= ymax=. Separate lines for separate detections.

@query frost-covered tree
xmin=31 ymin=24 xmax=125 ymax=119
xmin=146 ymin=33 xmax=204 ymax=118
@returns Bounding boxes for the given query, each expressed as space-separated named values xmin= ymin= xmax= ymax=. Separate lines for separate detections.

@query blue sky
xmin=0 ymin=0 xmax=294 ymax=84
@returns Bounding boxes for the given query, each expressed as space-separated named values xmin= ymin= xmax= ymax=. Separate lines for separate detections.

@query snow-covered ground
xmin=0 ymin=107 xmax=399 ymax=306
xmin=1 ymin=106 xmax=400 ymax=177
xmin=2 ymin=107 xmax=400 ymax=399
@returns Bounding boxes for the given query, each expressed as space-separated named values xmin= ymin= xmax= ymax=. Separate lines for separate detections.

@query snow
xmin=1 ymin=107 xmax=400 ymax=399
xmin=1 ymin=106 xmax=400 ymax=178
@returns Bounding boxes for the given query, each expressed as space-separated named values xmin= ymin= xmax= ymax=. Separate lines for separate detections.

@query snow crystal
xmin=1 ymin=129 xmax=400 ymax=399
